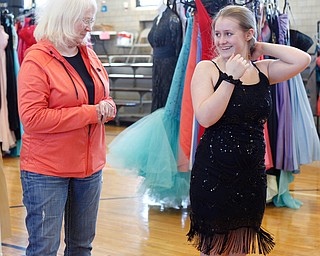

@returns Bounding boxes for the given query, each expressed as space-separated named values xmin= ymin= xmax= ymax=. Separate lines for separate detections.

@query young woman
xmin=187 ymin=5 xmax=310 ymax=256
xmin=18 ymin=0 xmax=116 ymax=255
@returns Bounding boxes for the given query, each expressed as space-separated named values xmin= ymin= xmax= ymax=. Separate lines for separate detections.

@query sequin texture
xmin=187 ymin=62 xmax=274 ymax=255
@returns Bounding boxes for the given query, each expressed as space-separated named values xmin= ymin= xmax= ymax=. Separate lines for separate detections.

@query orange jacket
xmin=18 ymin=39 xmax=116 ymax=178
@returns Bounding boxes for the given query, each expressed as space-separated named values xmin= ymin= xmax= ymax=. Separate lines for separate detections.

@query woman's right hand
xmin=95 ymin=101 xmax=116 ymax=124
xmin=225 ymin=53 xmax=250 ymax=79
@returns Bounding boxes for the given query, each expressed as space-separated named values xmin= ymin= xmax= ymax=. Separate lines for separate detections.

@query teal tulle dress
xmin=107 ymin=16 xmax=194 ymax=208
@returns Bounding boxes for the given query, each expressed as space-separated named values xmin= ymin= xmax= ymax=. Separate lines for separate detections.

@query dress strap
xmin=251 ymin=61 xmax=270 ymax=85
xmin=211 ymin=60 xmax=222 ymax=73
xmin=212 ymin=60 xmax=270 ymax=87
xmin=251 ymin=61 xmax=261 ymax=72
xmin=211 ymin=61 xmax=224 ymax=90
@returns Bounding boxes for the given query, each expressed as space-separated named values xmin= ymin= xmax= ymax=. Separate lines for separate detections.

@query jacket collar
xmin=25 ymin=39 xmax=89 ymax=61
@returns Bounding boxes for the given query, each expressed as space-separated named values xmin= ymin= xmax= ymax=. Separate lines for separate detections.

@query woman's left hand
xmin=250 ymin=41 xmax=264 ymax=61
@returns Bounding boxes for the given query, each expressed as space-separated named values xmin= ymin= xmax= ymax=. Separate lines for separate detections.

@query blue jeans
xmin=20 ymin=170 xmax=102 ymax=256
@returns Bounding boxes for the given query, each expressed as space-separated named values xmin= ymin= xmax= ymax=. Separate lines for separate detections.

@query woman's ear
xmin=246 ymin=28 xmax=255 ymax=41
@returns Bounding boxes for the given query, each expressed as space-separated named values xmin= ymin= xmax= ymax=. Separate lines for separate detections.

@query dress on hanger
xmin=108 ymin=15 xmax=194 ymax=208
xmin=0 ymin=25 xmax=16 ymax=152
xmin=17 ymin=17 xmax=37 ymax=64
xmin=2 ymin=17 xmax=20 ymax=143
xmin=148 ymin=5 xmax=182 ymax=112
xmin=179 ymin=0 xmax=216 ymax=170
xmin=264 ymin=11 xmax=320 ymax=208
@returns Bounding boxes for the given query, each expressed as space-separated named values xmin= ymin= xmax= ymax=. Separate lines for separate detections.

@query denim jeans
xmin=20 ymin=170 xmax=102 ymax=256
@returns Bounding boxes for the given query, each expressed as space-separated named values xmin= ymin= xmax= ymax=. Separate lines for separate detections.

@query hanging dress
xmin=0 ymin=24 xmax=16 ymax=152
xmin=273 ymin=12 xmax=320 ymax=209
xmin=179 ymin=0 xmax=216 ymax=171
xmin=148 ymin=5 xmax=182 ymax=112
xmin=17 ymin=17 xmax=37 ymax=64
xmin=107 ymin=16 xmax=194 ymax=208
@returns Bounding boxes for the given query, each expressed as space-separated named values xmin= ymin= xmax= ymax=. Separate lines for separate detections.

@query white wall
xmin=95 ymin=0 xmax=320 ymax=52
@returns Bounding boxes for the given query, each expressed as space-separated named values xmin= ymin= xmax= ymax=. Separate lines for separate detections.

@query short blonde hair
xmin=34 ymin=0 xmax=97 ymax=48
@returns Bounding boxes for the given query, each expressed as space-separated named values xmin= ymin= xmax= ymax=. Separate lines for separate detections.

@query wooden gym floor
xmin=1 ymin=124 xmax=320 ymax=256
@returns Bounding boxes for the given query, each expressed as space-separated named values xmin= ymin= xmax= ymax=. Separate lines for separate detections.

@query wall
xmin=95 ymin=0 xmax=320 ymax=52
xmin=95 ymin=0 xmax=158 ymax=35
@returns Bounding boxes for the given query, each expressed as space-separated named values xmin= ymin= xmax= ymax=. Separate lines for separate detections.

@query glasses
xmin=81 ymin=18 xmax=95 ymax=27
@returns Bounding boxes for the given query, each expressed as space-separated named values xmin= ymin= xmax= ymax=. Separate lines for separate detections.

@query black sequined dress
xmin=187 ymin=62 xmax=275 ymax=255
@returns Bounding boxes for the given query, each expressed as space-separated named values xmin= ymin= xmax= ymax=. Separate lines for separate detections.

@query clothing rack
xmin=179 ymin=0 xmax=196 ymax=9
xmin=15 ymin=7 xmax=35 ymax=24
xmin=0 ymin=9 xmax=14 ymax=25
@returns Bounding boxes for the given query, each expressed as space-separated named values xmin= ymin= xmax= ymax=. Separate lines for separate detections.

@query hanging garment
xmin=200 ymin=0 xmax=232 ymax=17
xmin=273 ymin=13 xmax=296 ymax=172
xmin=2 ymin=18 xmax=21 ymax=142
xmin=8 ymin=25 xmax=23 ymax=157
xmin=271 ymin=12 xmax=320 ymax=209
xmin=148 ymin=5 xmax=182 ymax=112
xmin=107 ymin=15 xmax=194 ymax=208
xmin=179 ymin=0 xmax=216 ymax=173
xmin=289 ymin=74 xmax=320 ymax=166
xmin=0 ymin=24 xmax=16 ymax=152
xmin=265 ymin=10 xmax=280 ymax=176
xmin=17 ymin=17 xmax=36 ymax=64
xmin=178 ymin=13 xmax=199 ymax=172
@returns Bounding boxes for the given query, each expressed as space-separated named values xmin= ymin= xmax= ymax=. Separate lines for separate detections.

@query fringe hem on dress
xmin=187 ymin=226 xmax=275 ymax=255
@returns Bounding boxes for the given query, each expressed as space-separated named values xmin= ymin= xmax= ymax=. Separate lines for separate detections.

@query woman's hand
xmin=225 ymin=54 xmax=250 ymax=79
xmin=95 ymin=100 xmax=116 ymax=124
xmin=250 ymin=41 xmax=264 ymax=61
xmin=251 ymin=42 xmax=311 ymax=85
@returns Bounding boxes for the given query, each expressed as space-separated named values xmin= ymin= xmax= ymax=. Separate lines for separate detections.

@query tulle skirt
xmin=107 ymin=108 xmax=190 ymax=208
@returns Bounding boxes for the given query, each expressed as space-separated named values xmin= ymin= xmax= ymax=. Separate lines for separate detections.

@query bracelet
xmin=221 ymin=72 xmax=242 ymax=86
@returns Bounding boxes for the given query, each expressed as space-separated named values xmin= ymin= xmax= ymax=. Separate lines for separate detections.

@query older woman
xmin=18 ymin=0 xmax=116 ymax=255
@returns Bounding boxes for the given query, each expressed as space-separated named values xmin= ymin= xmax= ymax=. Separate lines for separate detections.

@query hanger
xmin=282 ymin=0 xmax=289 ymax=14
xmin=233 ymin=0 xmax=254 ymax=6
xmin=15 ymin=5 xmax=36 ymax=24
xmin=180 ymin=0 xmax=196 ymax=9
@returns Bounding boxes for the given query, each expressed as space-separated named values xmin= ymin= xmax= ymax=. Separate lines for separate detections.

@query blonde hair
xmin=34 ymin=0 xmax=97 ymax=48
xmin=212 ymin=5 xmax=257 ymax=55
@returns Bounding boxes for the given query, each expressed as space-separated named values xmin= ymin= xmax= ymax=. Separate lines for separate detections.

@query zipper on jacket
xmin=54 ymin=53 xmax=93 ymax=176
xmin=57 ymin=59 xmax=79 ymax=100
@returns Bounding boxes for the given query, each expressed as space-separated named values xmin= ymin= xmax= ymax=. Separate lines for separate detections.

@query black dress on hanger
xmin=1 ymin=11 xmax=20 ymax=140
xmin=148 ymin=3 xmax=182 ymax=112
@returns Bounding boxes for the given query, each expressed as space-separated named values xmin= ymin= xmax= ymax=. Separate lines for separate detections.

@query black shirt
xmin=65 ymin=51 xmax=95 ymax=105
